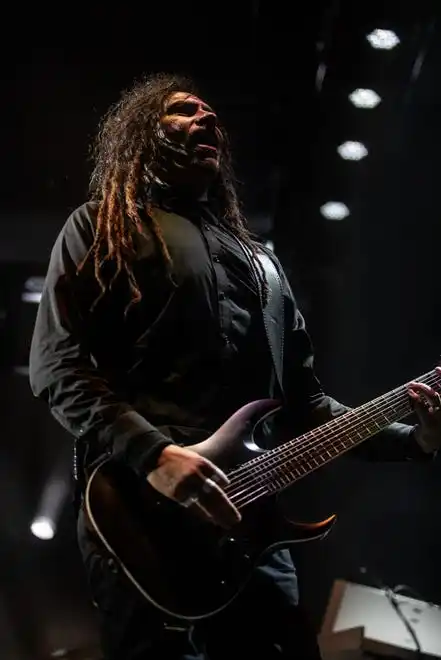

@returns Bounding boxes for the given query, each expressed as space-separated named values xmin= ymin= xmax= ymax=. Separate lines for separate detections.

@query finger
xmin=409 ymin=381 xmax=438 ymax=398
xmin=181 ymin=481 xmax=228 ymax=526
xmin=408 ymin=388 xmax=420 ymax=401
xmin=408 ymin=388 xmax=430 ymax=417
xmin=408 ymin=381 xmax=432 ymax=396
xmin=189 ymin=500 xmax=215 ymax=524
xmin=408 ymin=386 xmax=432 ymax=407
xmin=410 ymin=383 xmax=441 ymax=408
xmin=182 ymin=492 xmax=220 ymax=526
xmin=198 ymin=479 xmax=241 ymax=529
xmin=198 ymin=457 xmax=230 ymax=487
xmin=174 ymin=460 xmax=227 ymax=504
xmin=408 ymin=388 xmax=427 ymax=411
xmin=409 ymin=389 xmax=429 ymax=410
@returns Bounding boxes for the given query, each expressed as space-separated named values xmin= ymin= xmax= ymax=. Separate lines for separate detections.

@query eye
xmin=167 ymin=101 xmax=196 ymax=117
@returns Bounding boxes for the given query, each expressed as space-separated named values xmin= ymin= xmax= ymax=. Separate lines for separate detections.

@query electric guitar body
xmin=86 ymin=444 xmax=334 ymax=621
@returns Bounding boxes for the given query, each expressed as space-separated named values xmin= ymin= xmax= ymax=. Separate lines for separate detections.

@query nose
xmin=195 ymin=109 xmax=217 ymax=130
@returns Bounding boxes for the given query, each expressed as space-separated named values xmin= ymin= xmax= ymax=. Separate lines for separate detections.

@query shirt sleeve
xmin=29 ymin=203 xmax=174 ymax=476
xmin=278 ymin=263 xmax=433 ymax=462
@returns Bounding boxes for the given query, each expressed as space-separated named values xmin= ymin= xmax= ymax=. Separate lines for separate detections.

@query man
xmin=29 ymin=73 xmax=441 ymax=660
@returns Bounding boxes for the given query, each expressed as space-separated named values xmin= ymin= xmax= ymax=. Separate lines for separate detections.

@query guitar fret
xmin=253 ymin=368 xmax=440 ymax=499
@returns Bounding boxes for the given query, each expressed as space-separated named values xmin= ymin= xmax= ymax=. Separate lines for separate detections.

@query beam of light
xmin=320 ymin=202 xmax=350 ymax=220
xmin=21 ymin=291 xmax=42 ymax=303
xmin=337 ymin=141 xmax=368 ymax=161
xmin=30 ymin=477 xmax=69 ymax=541
xmin=22 ymin=276 xmax=44 ymax=303
xmin=367 ymin=28 xmax=400 ymax=50
xmin=30 ymin=516 xmax=55 ymax=540
xmin=349 ymin=88 xmax=381 ymax=109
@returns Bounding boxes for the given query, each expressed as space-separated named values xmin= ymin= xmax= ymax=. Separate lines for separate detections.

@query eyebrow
xmin=166 ymin=98 xmax=216 ymax=115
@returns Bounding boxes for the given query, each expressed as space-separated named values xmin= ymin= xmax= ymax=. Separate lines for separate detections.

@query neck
xmin=170 ymin=182 xmax=209 ymax=202
xmin=147 ymin=176 xmax=210 ymax=209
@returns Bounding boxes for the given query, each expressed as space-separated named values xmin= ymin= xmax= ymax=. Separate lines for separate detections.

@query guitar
xmin=85 ymin=367 xmax=440 ymax=621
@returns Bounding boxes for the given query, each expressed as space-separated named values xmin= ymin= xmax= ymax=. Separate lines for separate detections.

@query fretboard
xmin=250 ymin=369 xmax=439 ymax=496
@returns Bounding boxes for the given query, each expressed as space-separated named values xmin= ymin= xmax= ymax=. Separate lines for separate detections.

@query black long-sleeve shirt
xmin=29 ymin=200 xmax=428 ymax=485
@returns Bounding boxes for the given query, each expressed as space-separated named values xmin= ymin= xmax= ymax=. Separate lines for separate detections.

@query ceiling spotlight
xmin=367 ymin=29 xmax=400 ymax=50
xmin=349 ymin=88 xmax=381 ymax=109
xmin=337 ymin=141 xmax=368 ymax=161
xmin=320 ymin=202 xmax=350 ymax=221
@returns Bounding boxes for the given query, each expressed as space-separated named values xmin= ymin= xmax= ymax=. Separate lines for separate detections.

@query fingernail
xmin=215 ymin=471 xmax=228 ymax=485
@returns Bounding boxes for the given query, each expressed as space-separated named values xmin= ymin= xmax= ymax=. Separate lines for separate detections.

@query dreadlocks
xmin=83 ymin=72 xmax=268 ymax=311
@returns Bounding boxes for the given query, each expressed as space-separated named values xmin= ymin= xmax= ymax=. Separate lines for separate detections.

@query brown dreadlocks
xmin=84 ymin=72 xmax=267 ymax=310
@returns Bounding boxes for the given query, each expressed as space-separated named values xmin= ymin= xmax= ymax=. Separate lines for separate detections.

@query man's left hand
xmin=408 ymin=366 xmax=441 ymax=453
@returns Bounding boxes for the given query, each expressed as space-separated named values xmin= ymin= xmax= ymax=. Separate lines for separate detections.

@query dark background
xmin=1 ymin=1 xmax=441 ymax=657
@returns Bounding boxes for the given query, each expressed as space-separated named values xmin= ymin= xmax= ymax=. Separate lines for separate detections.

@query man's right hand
xmin=147 ymin=444 xmax=241 ymax=529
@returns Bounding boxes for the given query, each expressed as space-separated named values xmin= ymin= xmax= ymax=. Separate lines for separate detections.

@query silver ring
xmin=181 ymin=494 xmax=199 ymax=508
xmin=202 ymin=477 xmax=216 ymax=494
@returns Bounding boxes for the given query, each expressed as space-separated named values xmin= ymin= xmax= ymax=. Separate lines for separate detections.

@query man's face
xmin=159 ymin=92 xmax=222 ymax=179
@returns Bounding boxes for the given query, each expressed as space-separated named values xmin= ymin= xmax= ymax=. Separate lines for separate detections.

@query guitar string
xmin=227 ymin=387 xmax=411 ymax=490
xmin=229 ymin=383 xmax=430 ymax=510
xmin=227 ymin=372 xmax=438 ymax=507
xmin=229 ymin=395 xmax=413 ymax=508
xmin=223 ymin=371 xmax=439 ymax=508
xmin=226 ymin=370 xmax=438 ymax=490
xmin=229 ymin=373 xmax=439 ymax=509
xmin=226 ymin=370 xmax=438 ymax=488
xmin=231 ymin=386 xmax=414 ymax=509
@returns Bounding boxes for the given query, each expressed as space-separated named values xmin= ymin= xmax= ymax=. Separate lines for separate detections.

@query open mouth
xmin=195 ymin=143 xmax=218 ymax=153
xmin=192 ymin=131 xmax=218 ymax=153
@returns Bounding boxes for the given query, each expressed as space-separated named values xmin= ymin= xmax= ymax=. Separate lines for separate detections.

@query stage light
xmin=349 ymin=88 xmax=381 ymax=109
xmin=367 ymin=29 xmax=400 ymax=50
xmin=22 ymin=276 xmax=44 ymax=303
xmin=21 ymin=292 xmax=42 ymax=303
xmin=31 ymin=516 xmax=55 ymax=540
xmin=337 ymin=141 xmax=368 ymax=161
xmin=320 ymin=202 xmax=350 ymax=220
xmin=30 ymin=476 xmax=69 ymax=540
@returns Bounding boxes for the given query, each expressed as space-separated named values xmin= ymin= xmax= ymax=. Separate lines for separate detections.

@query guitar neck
xmin=265 ymin=368 xmax=438 ymax=494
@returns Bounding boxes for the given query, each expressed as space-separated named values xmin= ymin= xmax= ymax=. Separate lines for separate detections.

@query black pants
xmin=77 ymin=510 xmax=322 ymax=660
